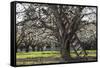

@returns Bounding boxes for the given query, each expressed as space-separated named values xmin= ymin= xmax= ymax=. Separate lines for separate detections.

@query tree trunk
xmin=41 ymin=47 xmax=43 ymax=51
xmin=20 ymin=47 xmax=23 ymax=52
xmin=37 ymin=46 xmax=41 ymax=51
xmin=60 ymin=36 xmax=71 ymax=61
xmin=32 ymin=46 xmax=35 ymax=51
xmin=25 ymin=45 xmax=29 ymax=52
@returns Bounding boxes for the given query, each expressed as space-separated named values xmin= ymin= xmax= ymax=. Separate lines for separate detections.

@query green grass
xmin=70 ymin=50 xmax=96 ymax=57
xmin=17 ymin=51 xmax=60 ymax=59
xmin=86 ymin=50 xmax=96 ymax=53
xmin=16 ymin=50 xmax=96 ymax=59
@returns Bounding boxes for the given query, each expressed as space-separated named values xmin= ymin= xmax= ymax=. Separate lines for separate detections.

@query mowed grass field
xmin=16 ymin=50 xmax=96 ymax=65
xmin=16 ymin=50 xmax=96 ymax=59
xmin=17 ymin=51 xmax=60 ymax=59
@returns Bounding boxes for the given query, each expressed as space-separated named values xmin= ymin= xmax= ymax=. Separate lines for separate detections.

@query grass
xmin=86 ymin=50 xmax=96 ymax=53
xmin=17 ymin=51 xmax=60 ymax=59
xmin=16 ymin=50 xmax=96 ymax=59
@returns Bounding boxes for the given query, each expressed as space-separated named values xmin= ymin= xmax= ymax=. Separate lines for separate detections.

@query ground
xmin=16 ymin=50 xmax=96 ymax=65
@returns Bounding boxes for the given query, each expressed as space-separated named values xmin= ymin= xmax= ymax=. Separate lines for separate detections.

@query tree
xmin=16 ymin=3 xmax=97 ymax=61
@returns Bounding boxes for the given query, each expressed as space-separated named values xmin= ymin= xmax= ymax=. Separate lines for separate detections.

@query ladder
xmin=70 ymin=33 xmax=88 ymax=59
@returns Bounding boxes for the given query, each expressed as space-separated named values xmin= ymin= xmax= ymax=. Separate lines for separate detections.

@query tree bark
xmin=25 ymin=45 xmax=29 ymax=52
xmin=32 ymin=46 xmax=35 ymax=51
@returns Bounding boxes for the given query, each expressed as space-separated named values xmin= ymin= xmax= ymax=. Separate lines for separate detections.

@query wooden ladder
xmin=70 ymin=34 xmax=88 ymax=58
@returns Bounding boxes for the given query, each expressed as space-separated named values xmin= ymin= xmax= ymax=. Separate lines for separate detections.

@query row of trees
xmin=16 ymin=3 xmax=97 ymax=61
